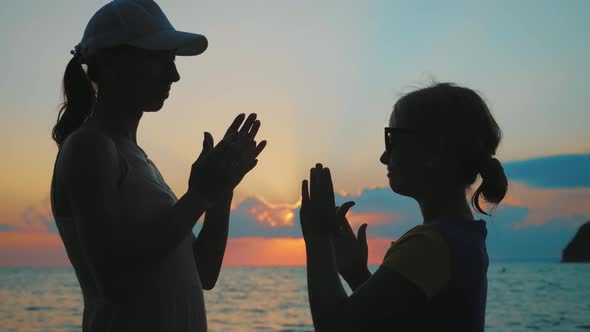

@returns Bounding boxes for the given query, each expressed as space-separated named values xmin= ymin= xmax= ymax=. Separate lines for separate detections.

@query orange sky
xmin=0 ymin=232 xmax=393 ymax=267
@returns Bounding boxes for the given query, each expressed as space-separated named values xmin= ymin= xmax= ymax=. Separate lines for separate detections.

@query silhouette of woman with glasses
xmin=300 ymin=83 xmax=507 ymax=331
xmin=50 ymin=1 xmax=266 ymax=331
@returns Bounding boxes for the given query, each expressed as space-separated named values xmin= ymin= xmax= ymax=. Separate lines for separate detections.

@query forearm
xmin=193 ymin=192 xmax=232 ymax=290
xmin=305 ymin=237 xmax=349 ymax=331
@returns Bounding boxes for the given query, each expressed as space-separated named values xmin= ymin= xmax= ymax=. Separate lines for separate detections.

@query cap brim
xmin=128 ymin=29 xmax=208 ymax=56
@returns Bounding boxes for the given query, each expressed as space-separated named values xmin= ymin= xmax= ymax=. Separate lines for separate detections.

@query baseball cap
xmin=75 ymin=0 xmax=208 ymax=57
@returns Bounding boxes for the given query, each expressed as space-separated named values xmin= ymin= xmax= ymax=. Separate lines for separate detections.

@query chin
xmin=142 ymin=100 xmax=166 ymax=112
xmin=389 ymin=178 xmax=413 ymax=198
xmin=389 ymin=178 xmax=402 ymax=193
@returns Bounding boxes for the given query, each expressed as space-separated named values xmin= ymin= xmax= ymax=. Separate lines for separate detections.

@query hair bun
xmin=476 ymin=157 xmax=508 ymax=213
xmin=480 ymin=157 xmax=499 ymax=179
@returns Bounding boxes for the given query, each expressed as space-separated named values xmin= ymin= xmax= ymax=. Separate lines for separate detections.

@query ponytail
xmin=471 ymin=157 xmax=508 ymax=215
xmin=52 ymin=55 xmax=96 ymax=147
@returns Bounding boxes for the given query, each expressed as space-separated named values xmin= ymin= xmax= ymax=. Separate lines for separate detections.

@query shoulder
xmin=381 ymin=224 xmax=451 ymax=299
xmin=383 ymin=224 xmax=449 ymax=262
xmin=57 ymin=128 xmax=122 ymax=182
xmin=60 ymin=128 xmax=117 ymax=155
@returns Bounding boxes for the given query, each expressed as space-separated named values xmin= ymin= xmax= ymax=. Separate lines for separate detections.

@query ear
xmin=423 ymin=142 xmax=441 ymax=169
xmin=431 ymin=136 xmax=453 ymax=167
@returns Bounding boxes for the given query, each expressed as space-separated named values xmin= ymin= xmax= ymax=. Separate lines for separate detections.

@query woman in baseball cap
xmin=50 ymin=1 xmax=266 ymax=331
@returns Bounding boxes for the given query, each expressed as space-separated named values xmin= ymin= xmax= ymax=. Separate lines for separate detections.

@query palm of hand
xmin=300 ymin=166 xmax=370 ymax=282
xmin=333 ymin=213 xmax=368 ymax=280
xmin=300 ymin=164 xmax=338 ymax=238
xmin=189 ymin=113 xmax=266 ymax=201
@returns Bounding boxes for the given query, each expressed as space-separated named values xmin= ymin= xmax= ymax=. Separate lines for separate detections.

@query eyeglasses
xmin=384 ymin=127 xmax=441 ymax=154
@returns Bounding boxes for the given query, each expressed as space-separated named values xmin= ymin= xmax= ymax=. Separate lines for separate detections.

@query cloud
xmin=21 ymin=205 xmax=57 ymax=233
xmin=247 ymin=198 xmax=297 ymax=228
xmin=2 ymin=196 xmax=57 ymax=233
xmin=222 ymin=198 xmax=302 ymax=238
xmin=207 ymin=189 xmax=412 ymax=239
xmin=503 ymin=182 xmax=590 ymax=227
xmin=485 ymin=205 xmax=585 ymax=261
xmin=0 ymin=224 xmax=20 ymax=231
xmin=337 ymin=187 xmax=420 ymax=238
xmin=504 ymin=153 xmax=590 ymax=189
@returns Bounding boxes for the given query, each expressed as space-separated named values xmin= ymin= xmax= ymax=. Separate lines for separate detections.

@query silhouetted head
xmin=90 ymin=45 xmax=180 ymax=111
xmin=380 ymin=82 xmax=508 ymax=215
xmin=52 ymin=0 xmax=208 ymax=146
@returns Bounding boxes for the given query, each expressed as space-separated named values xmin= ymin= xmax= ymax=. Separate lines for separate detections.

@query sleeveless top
xmin=381 ymin=219 xmax=488 ymax=331
xmin=50 ymin=131 xmax=207 ymax=332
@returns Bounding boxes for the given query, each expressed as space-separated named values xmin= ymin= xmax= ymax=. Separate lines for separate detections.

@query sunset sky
xmin=1 ymin=0 xmax=589 ymax=266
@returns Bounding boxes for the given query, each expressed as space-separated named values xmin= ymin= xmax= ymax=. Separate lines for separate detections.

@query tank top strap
xmin=110 ymin=139 xmax=130 ymax=187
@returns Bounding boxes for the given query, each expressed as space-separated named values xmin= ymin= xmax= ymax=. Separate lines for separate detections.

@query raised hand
xmin=300 ymin=163 xmax=338 ymax=240
xmin=222 ymin=113 xmax=266 ymax=190
xmin=188 ymin=113 xmax=266 ymax=202
xmin=333 ymin=202 xmax=371 ymax=288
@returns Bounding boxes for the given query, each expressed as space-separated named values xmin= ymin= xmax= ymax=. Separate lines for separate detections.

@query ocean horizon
xmin=1 ymin=263 xmax=589 ymax=331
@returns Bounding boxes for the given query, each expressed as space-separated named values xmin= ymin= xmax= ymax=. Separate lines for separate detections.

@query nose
xmin=170 ymin=62 xmax=180 ymax=83
xmin=380 ymin=151 xmax=389 ymax=165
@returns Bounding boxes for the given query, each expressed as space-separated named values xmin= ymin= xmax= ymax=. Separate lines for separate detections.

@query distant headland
xmin=562 ymin=221 xmax=590 ymax=262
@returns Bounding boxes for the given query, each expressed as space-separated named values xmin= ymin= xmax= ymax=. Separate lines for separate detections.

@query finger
xmin=336 ymin=201 xmax=355 ymax=221
xmin=310 ymin=164 xmax=322 ymax=201
xmin=302 ymin=180 xmax=310 ymax=205
xmin=224 ymin=113 xmax=246 ymax=137
xmin=322 ymin=167 xmax=336 ymax=209
xmin=247 ymin=120 xmax=261 ymax=140
xmin=252 ymin=140 xmax=267 ymax=158
xmin=240 ymin=139 xmax=257 ymax=158
xmin=246 ymin=158 xmax=259 ymax=172
xmin=336 ymin=201 xmax=356 ymax=235
xmin=239 ymin=113 xmax=257 ymax=136
xmin=204 ymin=132 xmax=214 ymax=151
xmin=197 ymin=132 xmax=212 ymax=161
xmin=358 ymin=223 xmax=368 ymax=240
xmin=358 ymin=223 xmax=369 ymax=257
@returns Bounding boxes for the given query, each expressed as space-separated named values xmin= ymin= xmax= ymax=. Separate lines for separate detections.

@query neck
xmin=85 ymin=93 xmax=143 ymax=143
xmin=417 ymin=187 xmax=474 ymax=224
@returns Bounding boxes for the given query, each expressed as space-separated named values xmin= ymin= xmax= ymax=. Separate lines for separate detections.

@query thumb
xmin=197 ymin=132 xmax=214 ymax=161
xmin=336 ymin=201 xmax=355 ymax=221
xmin=204 ymin=132 xmax=214 ymax=150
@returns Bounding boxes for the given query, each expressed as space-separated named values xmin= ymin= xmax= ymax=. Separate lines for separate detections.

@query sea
xmin=1 ymin=263 xmax=589 ymax=331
